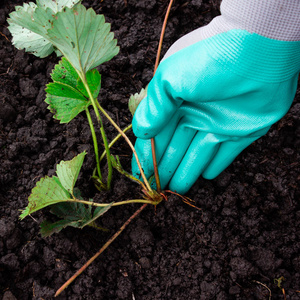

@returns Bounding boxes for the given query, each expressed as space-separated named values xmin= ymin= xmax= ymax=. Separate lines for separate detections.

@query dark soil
xmin=1 ymin=0 xmax=299 ymax=299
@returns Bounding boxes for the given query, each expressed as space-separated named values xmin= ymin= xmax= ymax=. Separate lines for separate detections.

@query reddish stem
xmin=151 ymin=0 xmax=174 ymax=193
xmin=154 ymin=0 xmax=174 ymax=74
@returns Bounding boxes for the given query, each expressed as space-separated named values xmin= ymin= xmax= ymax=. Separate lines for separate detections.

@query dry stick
xmin=151 ymin=0 xmax=174 ymax=193
xmin=55 ymin=204 xmax=147 ymax=297
xmin=252 ymin=280 xmax=271 ymax=300
xmin=0 ymin=31 xmax=9 ymax=42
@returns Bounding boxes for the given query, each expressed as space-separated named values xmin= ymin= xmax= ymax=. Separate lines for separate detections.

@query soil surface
xmin=1 ymin=0 xmax=300 ymax=299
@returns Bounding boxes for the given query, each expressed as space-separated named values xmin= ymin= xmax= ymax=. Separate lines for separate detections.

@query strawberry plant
xmin=8 ymin=0 xmax=162 ymax=233
xmin=7 ymin=0 xmax=187 ymax=295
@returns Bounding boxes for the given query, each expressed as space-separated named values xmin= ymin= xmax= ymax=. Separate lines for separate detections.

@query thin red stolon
xmin=151 ymin=0 xmax=174 ymax=193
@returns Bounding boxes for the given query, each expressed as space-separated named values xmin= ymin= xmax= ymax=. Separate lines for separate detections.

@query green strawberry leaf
xmin=8 ymin=23 xmax=54 ymax=58
xmin=45 ymin=58 xmax=101 ymax=123
xmin=78 ymin=68 xmax=102 ymax=99
xmin=7 ymin=0 xmax=80 ymax=58
xmin=56 ymin=151 xmax=86 ymax=194
xmin=40 ymin=200 xmax=112 ymax=237
xmin=36 ymin=0 xmax=81 ymax=14
xmin=20 ymin=152 xmax=85 ymax=219
xmin=45 ymin=82 xmax=88 ymax=123
xmin=20 ymin=176 xmax=71 ymax=219
xmin=46 ymin=4 xmax=119 ymax=73
xmin=40 ymin=219 xmax=76 ymax=237
xmin=50 ymin=56 xmax=80 ymax=86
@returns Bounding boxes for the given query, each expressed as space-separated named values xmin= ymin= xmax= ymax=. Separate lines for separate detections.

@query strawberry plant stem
xmin=151 ymin=138 xmax=161 ymax=191
xmin=70 ymin=198 xmax=161 ymax=207
xmin=100 ymin=124 xmax=132 ymax=162
xmin=79 ymin=72 xmax=113 ymax=190
xmin=110 ymin=154 xmax=146 ymax=187
xmin=55 ymin=203 xmax=148 ymax=297
xmin=85 ymin=108 xmax=102 ymax=180
xmin=96 ymin=102 xmax=152 ymax=192
xmin=99 ymin=122 xmax=113 ymax=189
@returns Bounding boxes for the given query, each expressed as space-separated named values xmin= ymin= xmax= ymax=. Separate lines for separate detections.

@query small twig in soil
xmin=252 ymin=280 xmax=272 ymax=300
xmin=0 ymin=61 xmax=13 ymax=76
xmin=55 ymin=203 xmax=148 ymax=297
xmin=0 ymin=31 xmax=9 ymax=41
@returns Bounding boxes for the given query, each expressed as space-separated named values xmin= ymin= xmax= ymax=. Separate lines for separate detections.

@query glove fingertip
xmin=132 ymin=96 xmax=164 ymax=139
xmin=132 ymin=114 xmax=155 ymax=139
xmin=169 ymin=180 xmax=191 ymax=195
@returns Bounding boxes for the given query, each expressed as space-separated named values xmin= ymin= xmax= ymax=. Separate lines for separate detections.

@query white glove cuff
xmin=208 ymin=0 xmax=300 ymax=41
xmin=164 ymin=0 xmax=300 ymax=59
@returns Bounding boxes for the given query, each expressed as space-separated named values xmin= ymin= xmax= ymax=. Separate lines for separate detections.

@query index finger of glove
xmin=132 ymin=64 xmax=183 ymax=139
xmin=132 ymin=112 xmax=180 ymax=182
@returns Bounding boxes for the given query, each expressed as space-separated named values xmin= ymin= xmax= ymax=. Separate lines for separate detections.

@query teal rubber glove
xmin=132 ymin=0 xmax=300 ymax=194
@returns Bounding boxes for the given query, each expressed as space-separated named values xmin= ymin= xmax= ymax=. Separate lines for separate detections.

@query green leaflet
xmin=45 ymin=83 xmax=88 ymax=123
xmin=50 ymin=57 xmax=101 ymax=98
xmin=8 ymin=24 xmax=54 ymax=58
xmin=47 ymin=5 xmax=119 ymax=73
xmin=20 ymin=176 xmax=71 ymax=219
xmin=20 ymin=152 xmax=86 ymax=219
xmin=80 ymin=69 xmax=102 ymax=99
xmin=56 ymin=151 xmax=86 ymax=194
xmin=7 ymin=1 xmax=118 ymax=68
xmin=51 ymin=56 xmax=81 ymax=87
xmin=45 ymin=58 xmax=101 ymax=123
xmin=40 ymin=200 xmax=112 ymax=237
xmin=41 ymin=219 xmax=77 ymax=237
xmin=36 ymin=0 xmax=81 ymax=14
xmin=20 ymin=152 xmax=113 ymax=235
xmin=128 ymin=86 xmax=148 ymax=116
xmin=8 ymin=3 xmax=53 ymax=57
xmin=7 ymin=0 xmax=80 ymax=58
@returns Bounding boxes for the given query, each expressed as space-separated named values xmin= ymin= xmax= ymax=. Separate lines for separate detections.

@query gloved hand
xmin=132 ymin=0 xmax=300 ymax=194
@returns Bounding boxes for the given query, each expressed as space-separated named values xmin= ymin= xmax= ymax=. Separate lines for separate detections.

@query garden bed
xmin=0 ymin=0 xmax=299 ymax=299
